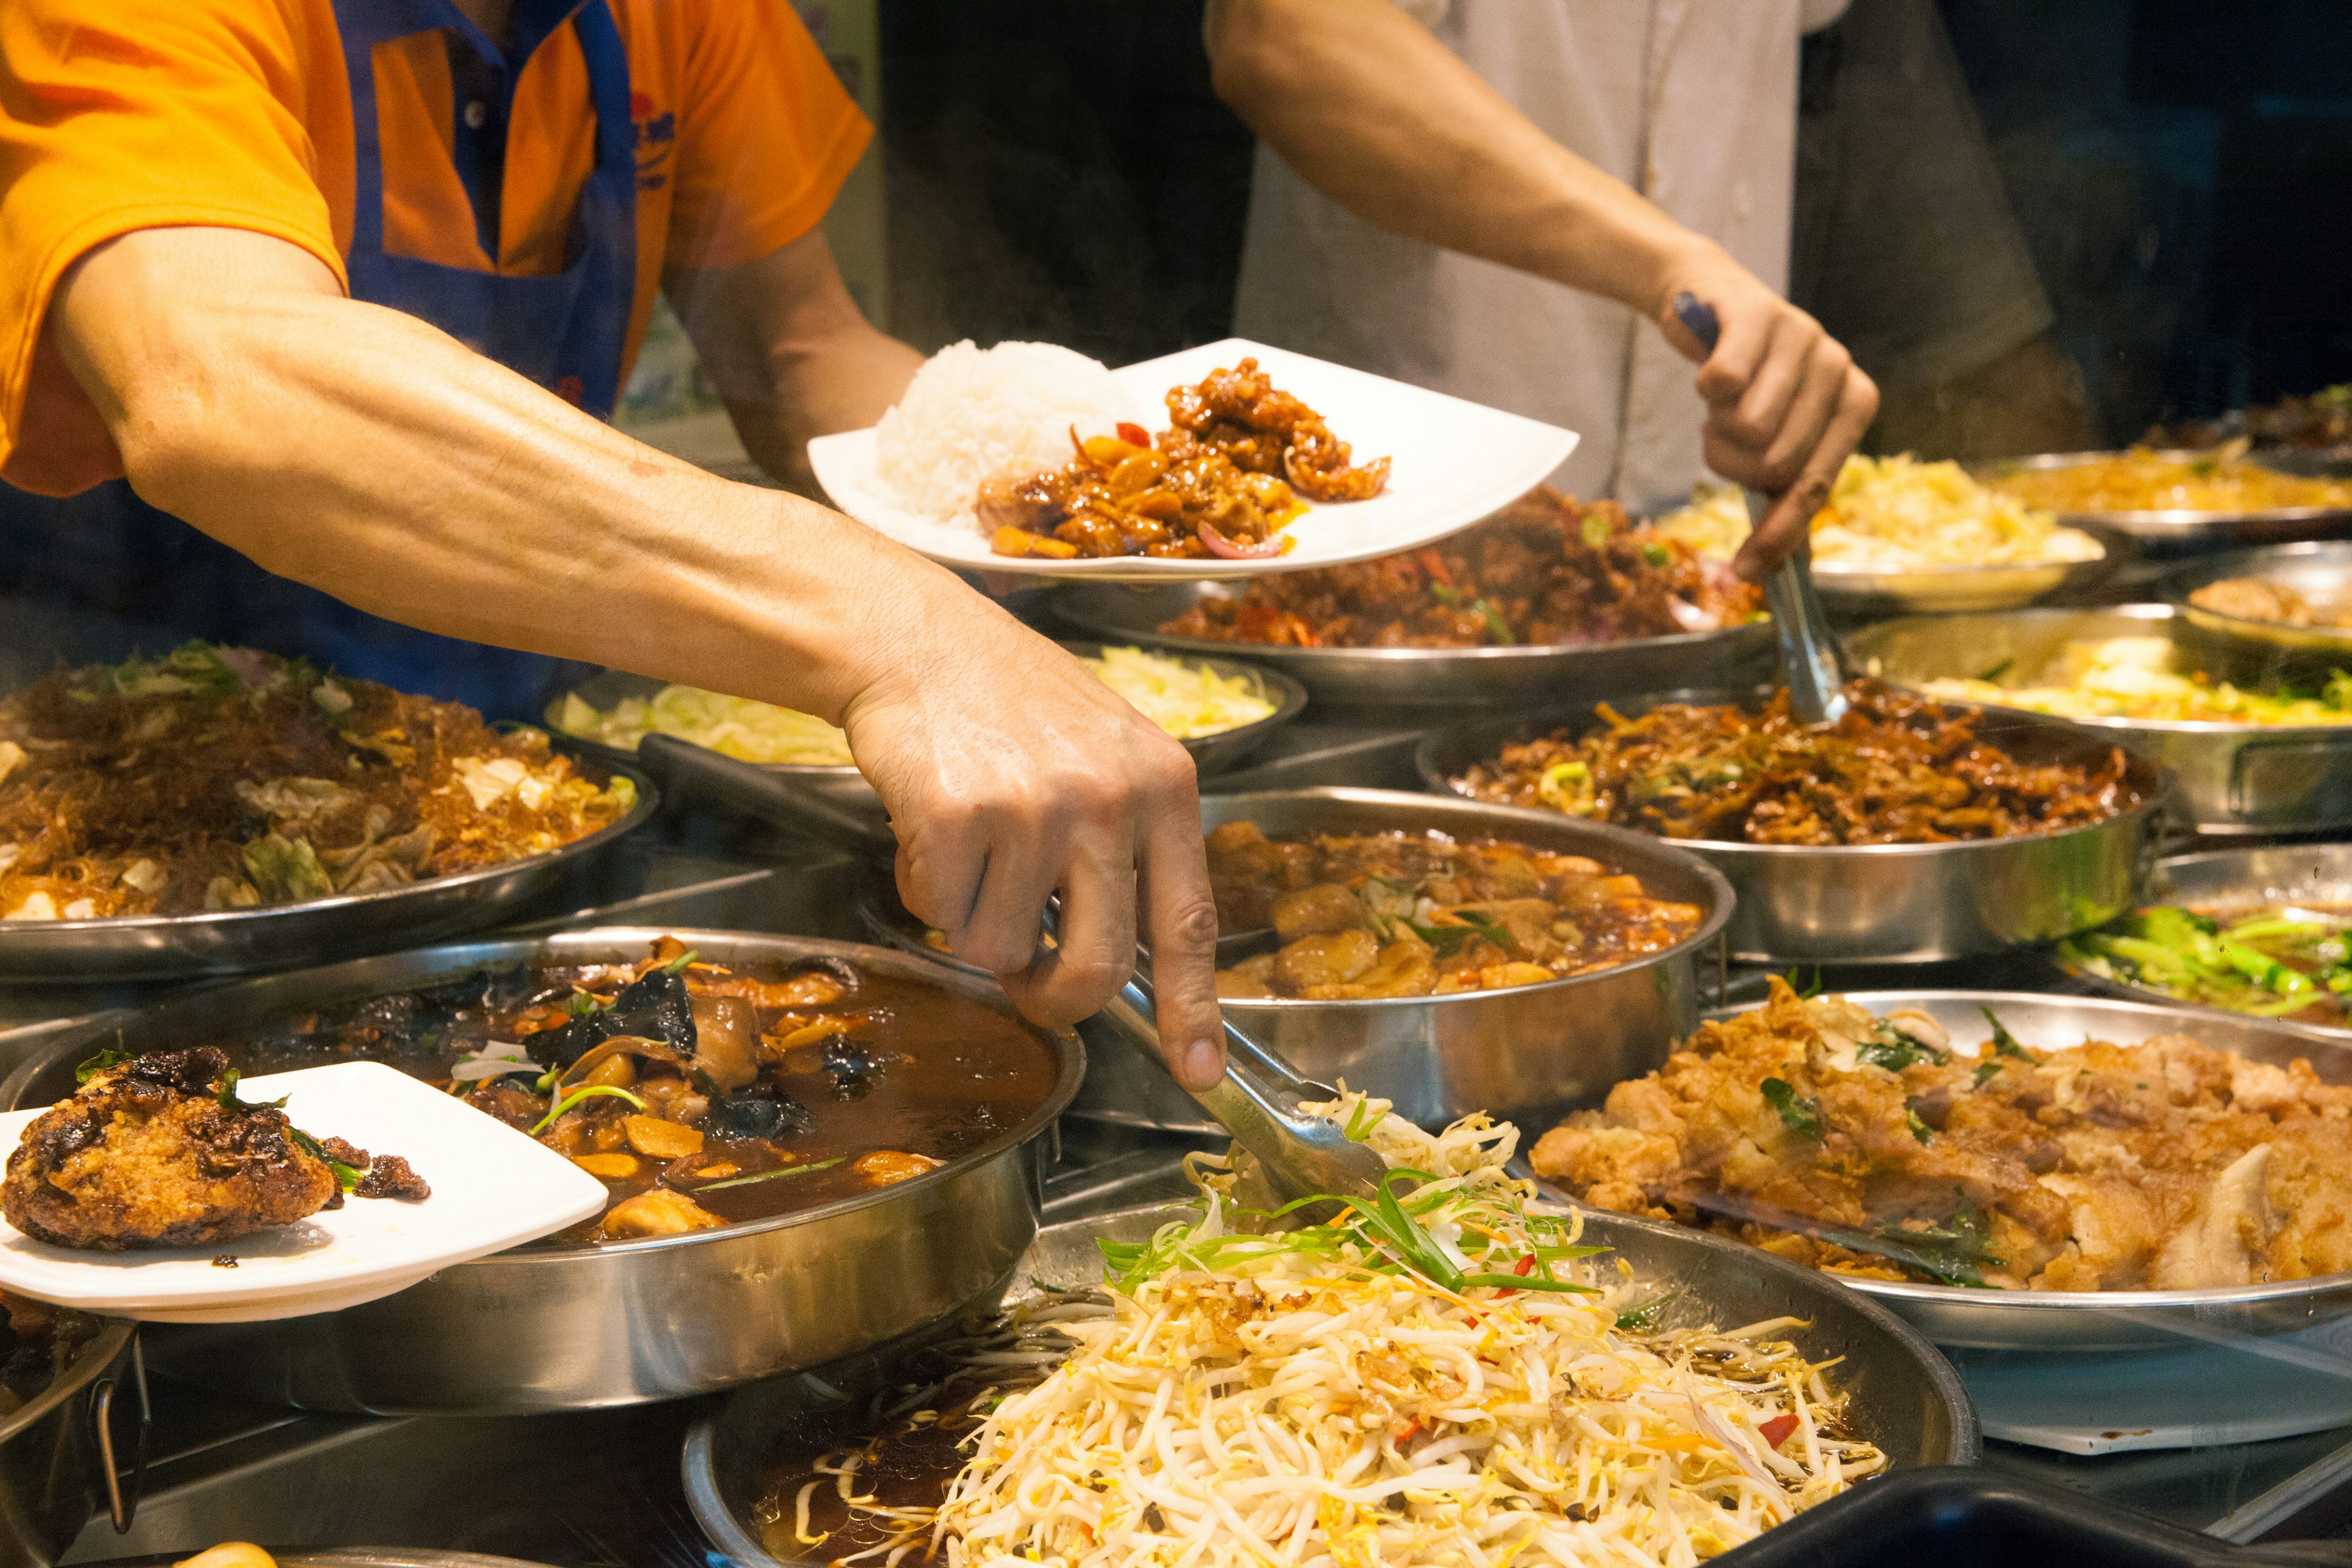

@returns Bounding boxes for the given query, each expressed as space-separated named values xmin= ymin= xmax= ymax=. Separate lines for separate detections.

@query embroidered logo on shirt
xmin=630 ymin=89 xmax=674 ymax=190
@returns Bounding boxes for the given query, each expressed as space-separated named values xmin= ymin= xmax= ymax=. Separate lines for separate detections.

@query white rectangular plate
xmin=0 ymin=1061 xmax=607 ymax=1322
xmin=807 ymin=337 xmax=1578 ymax=581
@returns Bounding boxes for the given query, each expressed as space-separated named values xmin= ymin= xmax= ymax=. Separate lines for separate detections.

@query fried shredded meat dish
xmin=1533 ymin=979 xmax=2352 ymax=1291
xmin=1158 ymin=488 xmax=1760 ymax=649
xmin=979 ymin=358 xmax=1386 ymax=561
xmin=0 ymin=642 xmax=637 ymax=922
xmin=2190 ymin=576 xmax=2352 ymax=630
xmin=1452 ymin=680 xmax=2135 ymax=845
xmin=1208 ymin=823 xmax=1703 ymax=998
xmin=2146 ymin=385 xmax=2352 ymax=454
xmin=2 ymin=1046 xmax=335 ymax=1251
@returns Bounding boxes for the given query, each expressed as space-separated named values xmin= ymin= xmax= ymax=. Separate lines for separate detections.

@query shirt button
xmin=463 ymin=99 xmax=489 ymax=130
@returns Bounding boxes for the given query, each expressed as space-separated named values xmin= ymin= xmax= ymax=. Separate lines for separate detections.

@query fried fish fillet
xmin=2 ymin=1046 xmax=336 ymax=1250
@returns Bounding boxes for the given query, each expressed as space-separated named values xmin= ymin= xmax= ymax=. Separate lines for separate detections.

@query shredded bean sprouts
xmin=785 ymin=1097 xmax=1884 ymax=1568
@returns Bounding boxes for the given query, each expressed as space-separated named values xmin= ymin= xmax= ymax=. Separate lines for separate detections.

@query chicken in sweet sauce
xmin=981 ymin=358 xmax=1388 ymax=562
xmin=1208 ymin=823 xmax=1704 ymax=1000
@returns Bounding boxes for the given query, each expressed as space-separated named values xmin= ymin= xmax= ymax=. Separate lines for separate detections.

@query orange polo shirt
xmin=0 ymin=0 xmax=870 ymax=493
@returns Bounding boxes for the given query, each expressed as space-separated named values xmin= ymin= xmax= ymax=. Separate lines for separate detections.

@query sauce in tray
xmin=159 ymin=938 xmax=1059 ymax=1243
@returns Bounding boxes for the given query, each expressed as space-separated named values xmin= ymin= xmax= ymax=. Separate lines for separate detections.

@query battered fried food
xmin=1532 ymin=979 xmax=2352 ymax=1291
xmin=2 ymin=1047 xmax=336 ymax=1250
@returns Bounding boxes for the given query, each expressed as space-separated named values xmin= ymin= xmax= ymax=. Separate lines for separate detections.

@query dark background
xmin=875 ymin=0 xmax=2352 ymax=445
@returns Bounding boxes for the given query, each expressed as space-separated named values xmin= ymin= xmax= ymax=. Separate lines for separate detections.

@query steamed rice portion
xmin=873 ymin=341 xmax=1142 ymax=528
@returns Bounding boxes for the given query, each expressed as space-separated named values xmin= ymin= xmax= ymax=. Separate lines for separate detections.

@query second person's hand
xmin=1654 ymin=244 xmax=1878 ymax=581
xmin=837 ymin=581 xmax=1228 ymax=1090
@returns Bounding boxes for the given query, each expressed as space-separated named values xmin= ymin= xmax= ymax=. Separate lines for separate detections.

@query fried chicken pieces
xmin=1 ymin=1046 xmax=426 ymax=1251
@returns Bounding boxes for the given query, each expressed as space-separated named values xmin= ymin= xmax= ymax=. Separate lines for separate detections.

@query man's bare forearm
xmin=1210 ymin=0 xmax=1710 ymax=315
xmin=50 ymin=225 xmax=970 ymax=723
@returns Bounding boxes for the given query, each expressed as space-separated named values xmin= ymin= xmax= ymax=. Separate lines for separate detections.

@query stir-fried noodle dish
xmin=761 ymin=1098 xmax=1887 ymax=1568
xmin=0 ymin=643 xmax=636 ymax=922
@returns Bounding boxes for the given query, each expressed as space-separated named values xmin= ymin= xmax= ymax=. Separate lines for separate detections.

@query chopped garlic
xmin=61 ymin=899 xmax=95 ymax=919
xmin=3 ymin=892 xmax=59 ymax=922
xmin=120 ymin=859 xmax=167 ymax=894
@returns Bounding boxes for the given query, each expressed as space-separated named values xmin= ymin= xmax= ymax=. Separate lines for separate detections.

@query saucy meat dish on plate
xmin=1158 ymin=487 xmax=1760 ymax=648
xmin=1451 ymin=681 xmax=2136 ymax=846
xmin=2189 ymin=576 xmax=2352 ymax=631
xmin=0 ymin=642 xmax=637 ymax=923
xmin=981 ymin=358 xmax=1389 ymax=561
xmin=1533 ymin=979 xmax=2352 ymax=1291
xmin=1207 ymin=822 xmax=1705 ymax=998
xmin=209 ymin=938 xmax=1055 ymax=1243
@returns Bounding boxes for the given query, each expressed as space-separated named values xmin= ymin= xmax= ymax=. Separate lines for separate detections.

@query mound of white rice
xmin=873 ymin=341 xmax=1142 ymax=527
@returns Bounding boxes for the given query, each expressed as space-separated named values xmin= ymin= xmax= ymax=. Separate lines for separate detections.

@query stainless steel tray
xmin=551 ymin=648 xmax=1308 ymax=834
xmin=1852 ymin=603 xmax=2352 ymax=836
xmin=1050 ymin=580 xmax=1776 ymax=709
xmin=2045 ymin=842 xmax=2352 ymax=1040
xmin=1973 ymin=450 xmax=2352 ymax=554
xmin=2166 ymin=541 xmax=2352 ymax=657
xmin=0 ymin=1317 xmax=141 ymax=1560
xmin=857 ymin=788 xmax=1732 ymax=1134
xmin=680 ymin=1199 xmax=1977 ymax=1568
xmin=0 ymin=927 xmax=1080 ymax=1414
xmin=0 ymin=761 xmax=657 ymax=986
xmin=1810 ymin=552 xmax=2111 ymax=615
xmin=1634 ymin=990 xmax=2352 ymax=1351
xmin=1415 ymin=688 xmax=2167 ymax=963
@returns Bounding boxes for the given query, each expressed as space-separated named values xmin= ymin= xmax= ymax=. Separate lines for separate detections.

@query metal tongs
xmin=635 ymin=734 xmax=1387 ymax=1206
xmin=1671 ymin=293 xmax=1849 ymax=726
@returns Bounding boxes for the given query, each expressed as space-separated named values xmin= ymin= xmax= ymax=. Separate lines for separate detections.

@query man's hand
xmin=841 ymin=606 xmax=1227 ymax=1090
xmin=1656 ymin=246 xmax=1879 ymax=581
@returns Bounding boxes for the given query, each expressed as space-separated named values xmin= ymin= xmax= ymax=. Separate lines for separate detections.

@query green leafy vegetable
xmin=1760 ymin=1078 xmax=1823 ymax=1140
xmin=661 ymin=948 xmax=701 ymax=974
xmin=75 ymin=1049 xmax=132 ymax=1086
xmin=1905 ymin=1109 xmax=1934 ymax=1145
xmin=1972 ymin=1059 xmax=2003 ymax=1089
xmin=529 ymin=1084 xmax=648 ymax=1134
xmin=1979 ymin=1006 xmax=2037 ymax=1061
xmin=1640 ymin=542 xmax=1672 ymax=569
xmin=1855 ymin=1020 xmax=1949 ymax=1072
xmin=214 ymin=1068 xmax=289 ymax=1114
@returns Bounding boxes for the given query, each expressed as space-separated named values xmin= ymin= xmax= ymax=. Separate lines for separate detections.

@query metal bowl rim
xmin=2161 ymin=540 xmax=2352 ymax=648
xmin=1052 ymin=582 xmax=1777 ymax=666
xmin=1971 ymin=449 xmax=2352 ymax=527
xmin=0 ymin=1314 xmax=135 ymax=1449
xmin=1414 ymin=687 xmax=2173 ymax=859
xmin=679 ymin=1197 xmax=1977 ymax=1567
xmin=1809 ymin=552 xmax=2105 ymax=581
xmin=2 ymin=925 xmax=1081 ymax=1264
xmin=1694 ymin=987 xmax=2352 ymax=1312
xmin=0 ymin=759 xmax=658 ymax=941
xmin=1854 ymin=602 xmax=2352 ymax=737
xmin=1196 ymin=786 xmax=1735 ymax=1009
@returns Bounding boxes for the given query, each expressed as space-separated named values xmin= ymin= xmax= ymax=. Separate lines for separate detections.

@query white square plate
xmin=807 ymin=337 xmax=1578 ymax=582
xmin=0 ymin=1062 xmax=607 ymax=1323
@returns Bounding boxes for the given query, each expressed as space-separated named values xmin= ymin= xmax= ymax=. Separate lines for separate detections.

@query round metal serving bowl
xmin=2165 ymin=540 xmax=2352 ymax=658
xmin=680 ymin=1200 xmax=1978 ymax=1567
xmin=1415 ymin=689 xmax=2167 ymax=964
xmin=1050 ymin=580 xmax=1776 ymax=710
xmin=1640 ymin=991 xmax=2352 ymax=1352
xmin=1808 ymin=551 xmax=2111 ymax=616
xmin=1970 ymin=450 xmax=2352 ymax=556
xmin=0 ymin=761 xmax=656 ymax=986
xmin=0 ymin=1317 xmax=142 ymax=1559
xmin=2046 ymin=840 xmax=2352 ymax=1039
xmin=1852 ymin=603 xmax=2352 ymax=837
xmin=549 ymin=650 xmax=1308 ymax=833
xmin=0 ymin=927 xmax=1080 ymax=1414
xmin=856 ymin=788 xmax=1732 ymax=1136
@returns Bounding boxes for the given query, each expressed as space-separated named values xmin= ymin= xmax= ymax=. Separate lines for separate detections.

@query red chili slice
xmin=1758 ymin=1414 xmax=1800 ymax=1449
xmin=1117 ymin=421 xmax=1151 ymax=448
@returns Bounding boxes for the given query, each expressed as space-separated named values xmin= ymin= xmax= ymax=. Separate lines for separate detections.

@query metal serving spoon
xmin=635 ymin=733 xmax=1387 ymax=1205
xmin=1670 ymin=293 xmax=1849 ymax=726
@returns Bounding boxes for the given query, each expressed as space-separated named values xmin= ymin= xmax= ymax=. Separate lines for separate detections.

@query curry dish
xmin=1159 ymin=487 xmax=1760 ymax=648
xmin=194 ymin=938 xmax=1057 ymax=1243
xmin=1451 ymin=680 xmax=2135 ymax=846
xmin=1208 ymin=823 xmax=1704 ymax=998
xmin=981 ymin=358 xmax=1387 ymax=561
xmin=0 ymin=643 xmax=636 ymax=923
xmin=1533 ymin=979 xmax=2352 ymax=1291
xmin=1985 ymin=447 xmax=2352 ymax=515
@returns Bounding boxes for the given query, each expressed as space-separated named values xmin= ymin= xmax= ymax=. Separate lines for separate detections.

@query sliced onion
xmin=1667 ymin=598 xmax=1720 ymax=633
xmin=1197 ymin=521 xmax=1290 ymax=560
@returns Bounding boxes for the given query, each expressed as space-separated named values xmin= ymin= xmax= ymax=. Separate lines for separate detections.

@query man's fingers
xmin=1755 ymin=339 xmax=1851 ymax=486
xmin=1138 ymin=779 xmax=1223 ymax=1091
xmin=997 ymin=829 xmax=1137 ymax=1027
xmin=1692 ymin=301 xmax=1774 ymax=404
xmin=1724 ymin=316 xmax=1805 ymax=447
